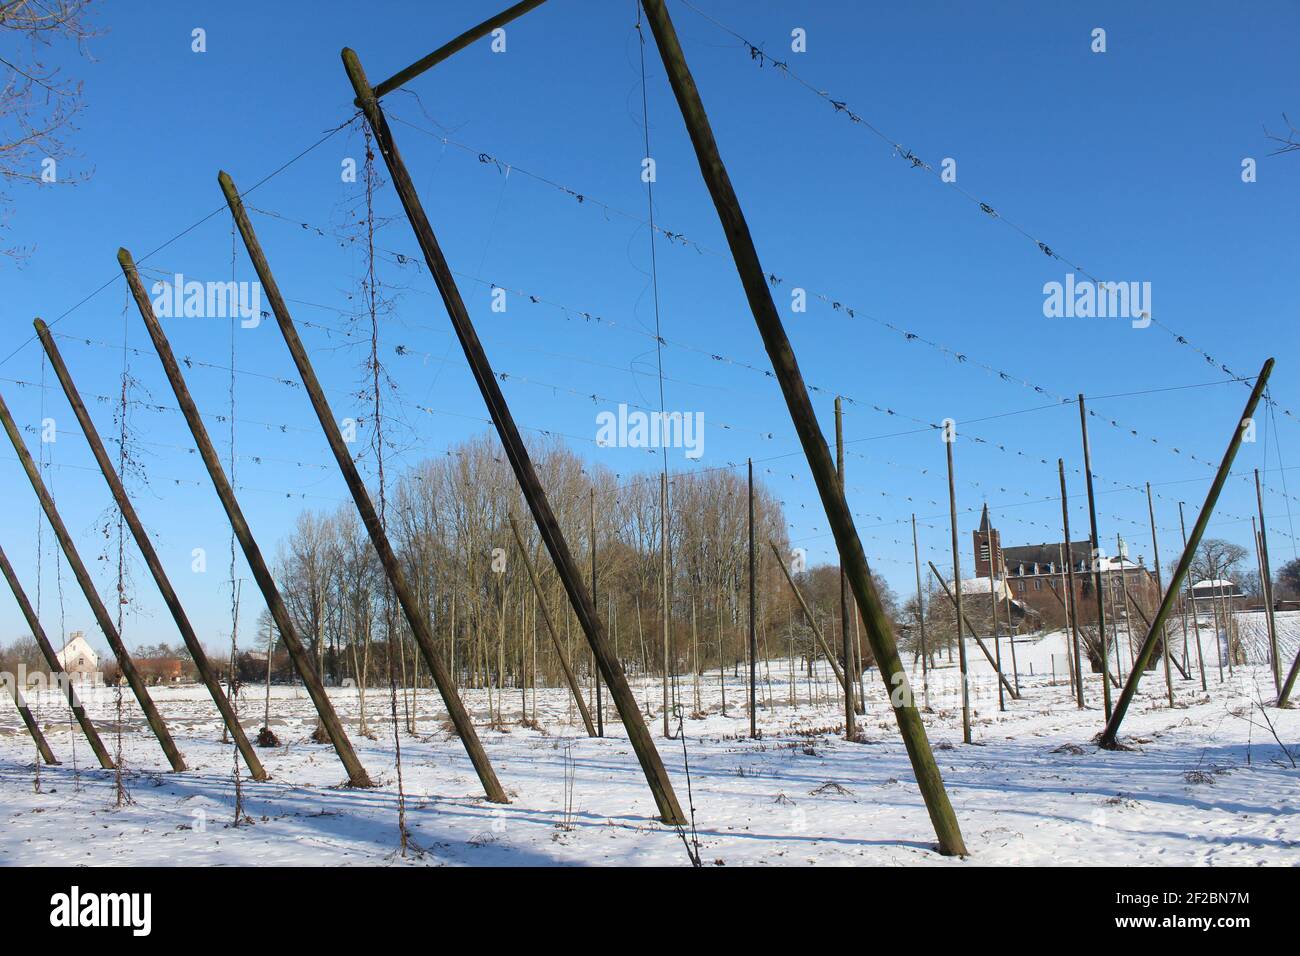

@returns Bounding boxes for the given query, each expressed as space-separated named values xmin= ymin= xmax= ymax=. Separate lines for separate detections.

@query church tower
xmin=972 ymin=503 xmax=1003 ymax=578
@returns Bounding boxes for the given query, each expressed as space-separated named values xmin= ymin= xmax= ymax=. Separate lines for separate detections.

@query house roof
xmin=55 ymin=634 xmax=99 ymax=668
xmin=1002 ymin=541 xmax=1092 ymax=570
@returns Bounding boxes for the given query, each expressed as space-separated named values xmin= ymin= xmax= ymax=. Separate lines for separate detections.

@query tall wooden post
xmin=1254 ymin=470 xmax=1281 ymax=692
xmin=945 ymin=439 xmax=971 ymax=743
xmin=1077 ymin=395 xmax=1111 ymax=718
xmin=0 ymin=391 xmax=185 ymax=772
xmin=219 ymin=172 xmax=502 ymax=798
xmin=911 ymin=514 xmax=929 ymax=710
xmin=662 ymin=472 xmax=672 ymax=738
xmin=591 ymin=487 xmax=603 ymax=736
xmin=985 ymin=534 xmax=1004 ymax=713
xmin=1100 ymin=359 xmax=1272 ymax=746
xmin=747 ymin=459 xmax=758 ymax=739
xmin=34 ymin=319 xmax=265 ymax=781
xmin=343 ymin=48 xmax=684 ymax=824
xmin=119 ymin=248 xmax=372 ymax=788
xmin=1059 ymin=459 xmax=1084 ymax=707
xmin=1146 ymin=482 xmax=1174 ymax=707
xmin=0 ymin=544 xmax=112 ymax=767
xmin=835 ymin=400 xmax=856 ymax=737
xmin=1178 ymin=502 xmax=1209 ymax=691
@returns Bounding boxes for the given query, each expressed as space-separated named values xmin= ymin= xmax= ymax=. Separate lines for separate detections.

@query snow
xmin=1 ymin=641 xmax=1297 ymax=866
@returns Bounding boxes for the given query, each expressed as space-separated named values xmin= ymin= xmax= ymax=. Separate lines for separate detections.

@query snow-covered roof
xmin=1192 ymin=578 xmax=1236 ymax=589
xmin=54 ymin=634 xmax=99 ymax=668
xmin=959 ymin=577 xmax=1012 ymax=599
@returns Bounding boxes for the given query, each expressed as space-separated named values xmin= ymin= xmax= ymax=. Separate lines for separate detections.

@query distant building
xmin=54 ymin=631 xmax=100 ymax=683
xmin=972 ymin=505 xmax=1161 ymax=626
xmin=1190 ymin=579 xmax=1247 ymax=610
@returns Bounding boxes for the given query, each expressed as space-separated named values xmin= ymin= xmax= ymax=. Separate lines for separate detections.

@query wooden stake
xmin=118 ymin=248 xmax=372 ymax=787
xmin=835 ymin=399 xmax=856 ymax=737
xmin=1178 ymin=502 xmax=1209 ymax=691
xmin=0 ymin=544 xmax=112 ymax=767
xmin=343 ymin=47 xmax=683 ymax=823
xmin=1100 ymin=359 xmax=1272 ymax=746
xmin=34 ymin=320 xmax=265 ymax=780
xmin=0 ymin=390 xmax=185 ymax=772
xmin=591 ymin=488 xmax=603 ymax=736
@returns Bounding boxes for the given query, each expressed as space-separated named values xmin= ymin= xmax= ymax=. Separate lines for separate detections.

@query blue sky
xmin=2 ymin=0 xmax=1297 ymax=655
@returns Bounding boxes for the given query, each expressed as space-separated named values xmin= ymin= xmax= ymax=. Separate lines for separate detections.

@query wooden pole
xmin=591 ymin=488 xmax=603 ymax=736
xmin=118 ymin=248 xmax=372 ymax=787
xmin=768 ymin=540 xmax=845 ymax=688
xmin=927 ymin=562 xmax=1020 ymax=701
xmin=747 ymin=459 xmax=758 ymax=739
xmin=946 ymin=440 xmax=972 ymax=743
xmin=366 ymin=0 xmax=549 ymax=101
xmin=1100 ymin=359 xmax=1273 ymax=746
xmin=0 ymin=390 xmax=185 ymax=772
xmin=1147 ymin=482 xmax=1174 ymax=707
xmin=0 ymin=544 xmax=111 ymax=767
xmin=911 ymin=514 xmax=930 ymax=710
xmin=34 ymin=319 xmax=265 ymax=781
xmin=220 ymin=171 xmax=503 ymax=797
xmin=662 ymin=472 xmax=673 ymax=739
xmin=343 ymin=48 xmax=684 ymax=824
xmin=1077 ymin=395 xmax=1111 ymax=719
xmin=1178 ymin=502 xmax=1209 ymax=691
xmin=835 ymin=399 xmax=856 ymax=736
xmin=1254 ymin=470 xmax=1281 ymax=692
xmin=985 ymin=532 xmax=1004 ymax=713
xmin=639 ymin=0 xmax=964 ymax=854
xmin=509 ymin=514 xmax=595 ymax=736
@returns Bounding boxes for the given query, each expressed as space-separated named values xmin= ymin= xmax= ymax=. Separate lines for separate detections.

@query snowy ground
xmin=1 ymin=627 xmax=1297 ymax=866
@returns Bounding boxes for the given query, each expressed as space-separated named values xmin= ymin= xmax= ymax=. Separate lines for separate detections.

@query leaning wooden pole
xmin=0 ymin=544 xmax=112 ymax=768
xmin=1253 ymin=469 xmax=1281 ymax=692
xmin=0 ymin=606 xmax=58 ymax=764
xmin=1077 ymin=395 xmax=1111 ymax=719
xmin=343 ymin=48 xmax=684 ymax=824
xmin=768 ymin=540 xmax=845 ymax=688
xmin=0 ymin=391 xmax=186 ymax=772
xmin=926 ymin=562 xmax=1020 ymax=702
xmin=118 ymin=248 xmax=372 ymax=788
xmin=1100 ymin=359 xmax=1273 ymax=746
xmin=1058 ymin=460 xmax=1084 ymax=707
xmin=366 ymin=0 xmax=549 ymax=101
xmin=33 ymin=319 xmax=265 ymax=781
xmin=218 ymin=172 xmax=505 ymax=802
xmin=607 ymin=0 xmax=965 ymax=856
xmin=509 ymin=514 xmax=595 ymax=737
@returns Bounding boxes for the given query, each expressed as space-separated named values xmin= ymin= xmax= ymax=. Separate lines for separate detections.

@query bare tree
xmin=0 ymin=0 xmax=96 ymax=258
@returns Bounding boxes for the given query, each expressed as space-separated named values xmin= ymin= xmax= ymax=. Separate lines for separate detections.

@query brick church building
xmin=972 ymin=505 xmax=1161 ymax=629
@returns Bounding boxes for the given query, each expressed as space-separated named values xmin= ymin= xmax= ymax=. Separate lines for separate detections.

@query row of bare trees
xmin=264 ymin=434 xmax=899 ymax=721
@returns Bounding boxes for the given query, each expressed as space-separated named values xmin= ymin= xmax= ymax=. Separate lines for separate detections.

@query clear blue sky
xmin=3 ymin=0 xmax=1297 ymax=656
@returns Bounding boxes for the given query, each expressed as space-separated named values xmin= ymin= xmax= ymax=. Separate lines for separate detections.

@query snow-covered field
xmin=2 ymin=627 xmax=1297 ymax=866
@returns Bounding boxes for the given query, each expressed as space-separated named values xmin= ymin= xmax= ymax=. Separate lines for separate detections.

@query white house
xmin=54 ymin=631 xmax=100 ymax=683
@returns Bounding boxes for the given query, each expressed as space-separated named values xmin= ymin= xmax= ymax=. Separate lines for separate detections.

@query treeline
xmin=263 ymin=433 xmax=900 ymax=723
